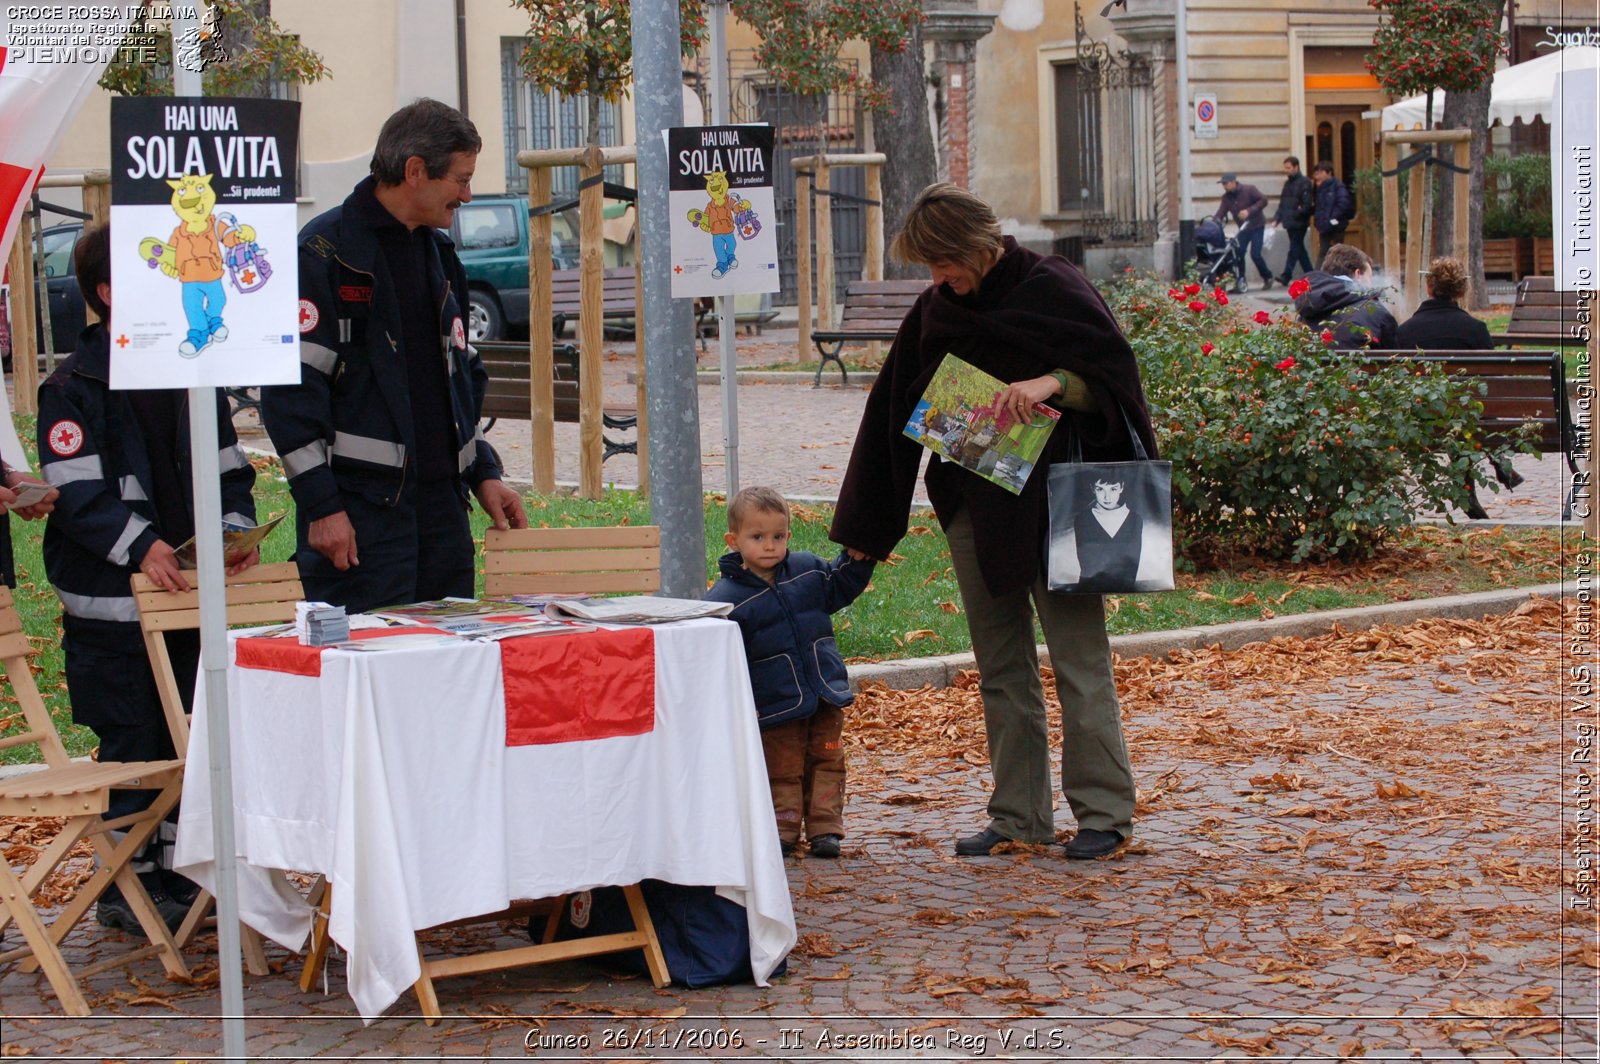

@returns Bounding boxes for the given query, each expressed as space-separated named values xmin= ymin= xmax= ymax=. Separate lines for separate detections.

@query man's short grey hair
xmin=370 ymin=98 xmax=482 ymax=185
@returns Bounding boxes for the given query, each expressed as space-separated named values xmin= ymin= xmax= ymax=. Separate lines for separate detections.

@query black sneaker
xmin=96 ymin=875 xmax=188 ymax=935
xmin=809 ymin=835 xmax=841 ymax=859
xmin=162 ymin=868 xmax=202 ymax=908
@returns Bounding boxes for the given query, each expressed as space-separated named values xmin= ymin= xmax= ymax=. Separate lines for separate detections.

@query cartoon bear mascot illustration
xmin=137 ymin=173 xmax=261 ymax=357
xmin=685 ymin=170 xmax=755 ymax=280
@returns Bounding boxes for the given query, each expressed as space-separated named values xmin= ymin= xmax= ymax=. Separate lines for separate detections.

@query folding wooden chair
xmin=131 ymin=560 xmax=306 ymax=972
xmin=483 ymin=525 xmax=662 ymax=597
xmin=0 ymin=586 xmax=190 ymax=1015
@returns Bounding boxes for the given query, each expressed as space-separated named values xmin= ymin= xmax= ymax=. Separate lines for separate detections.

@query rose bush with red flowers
xmin=1103 ymin=272 xmax=1532 ymax=562
xmin=1253 ymin=310 xmax=1272 ymax=325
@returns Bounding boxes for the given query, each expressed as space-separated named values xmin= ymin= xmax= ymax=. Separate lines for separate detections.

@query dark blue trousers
xmin=295 ymin=477 xmax=474 ymax=615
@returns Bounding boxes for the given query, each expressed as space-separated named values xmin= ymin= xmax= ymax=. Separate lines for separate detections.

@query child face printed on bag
xmin=1092 ymin=479 xmax=1127 ymax=511
xmin=726 ymin=508 xmax=791 ymax=580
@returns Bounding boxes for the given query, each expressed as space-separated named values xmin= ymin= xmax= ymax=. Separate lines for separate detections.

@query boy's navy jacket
xmin=704 ymin=549 xmax=875 ymax=728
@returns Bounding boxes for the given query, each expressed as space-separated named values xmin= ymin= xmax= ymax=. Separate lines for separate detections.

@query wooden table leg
xmin=413 ymin=941 xmax=444 ymax=1026
xmin=541 ymin=895 xmax=567 ymax=945
xmin=298 ymin=883 xmax=333 ymax=993
xmin=622 ymin=883 xmax=670 ymax=988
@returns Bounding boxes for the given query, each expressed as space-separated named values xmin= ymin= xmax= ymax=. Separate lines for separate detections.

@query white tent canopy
xmin=1380 ymin=46 xmax=1600 ymax=128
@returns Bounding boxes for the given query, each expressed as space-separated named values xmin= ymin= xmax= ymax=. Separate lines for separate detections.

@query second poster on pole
xmin=668 ymin=125 xmax=780 ymax=299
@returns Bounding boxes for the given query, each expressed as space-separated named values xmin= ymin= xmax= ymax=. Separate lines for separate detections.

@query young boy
xmin=705 ymin=486 xmax=875 ymax=858
xmin=39 ymin=221 xmax=258 ymax=933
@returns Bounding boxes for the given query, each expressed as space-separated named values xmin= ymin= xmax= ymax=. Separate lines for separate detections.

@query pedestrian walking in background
xmin=1214 ymin=173 xmax=1273 ymax=290
xmin=1271 ymin=156 xmax=1315 ymax=284
xmin=1312 ymin=161 xmax=1354 ymax=266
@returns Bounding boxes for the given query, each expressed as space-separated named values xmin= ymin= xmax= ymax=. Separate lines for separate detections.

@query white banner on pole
xmin=0 ymin=11 xmax=133 ymax=265
xmin=109 ymin=96 xmax=301 ymax=388
xmin=668 ymin=124 xmax=780 ymax=299
xmin=1553 ymin=66 xmax=1599 ymax=294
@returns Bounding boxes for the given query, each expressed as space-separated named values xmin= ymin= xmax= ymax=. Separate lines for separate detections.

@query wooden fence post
xmin=528 ymin=167 xmax=556 ymax=495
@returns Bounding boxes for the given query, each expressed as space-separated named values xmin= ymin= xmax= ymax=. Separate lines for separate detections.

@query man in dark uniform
xmin=262 ymin=99 xmax=527 ymax=613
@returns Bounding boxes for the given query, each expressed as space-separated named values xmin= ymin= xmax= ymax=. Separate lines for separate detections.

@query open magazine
xmin=543 ymin=595 xmax=735 ymax=625
xmin=370 ymin=598 xmax=592 ymax=639
xmin=903 ymin=353 xmax=1061 ymax=495
xmin=174 ymin=512 xmax=287 ymax=568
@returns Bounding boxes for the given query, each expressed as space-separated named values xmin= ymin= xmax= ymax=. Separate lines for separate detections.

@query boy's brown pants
xmin=760 ymin=702 xmax=845 ymax=844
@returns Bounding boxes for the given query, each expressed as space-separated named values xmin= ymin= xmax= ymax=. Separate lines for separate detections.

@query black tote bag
xmin=1045 ymin=407 xmax=1174 ymax=594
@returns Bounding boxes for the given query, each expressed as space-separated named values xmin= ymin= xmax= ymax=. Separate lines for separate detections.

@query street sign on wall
xmin=1194 ymin=93 xmax=1218 ymax=140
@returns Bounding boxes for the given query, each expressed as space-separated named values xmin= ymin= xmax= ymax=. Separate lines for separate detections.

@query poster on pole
xmin=668 ymin=124 xmax=780 ymax=299
xmin=109 ymin=96 xmax=300 ymax=389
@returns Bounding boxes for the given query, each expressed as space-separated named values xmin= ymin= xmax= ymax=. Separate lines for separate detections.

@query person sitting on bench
xmin=1397 ymin=256 xmax=1522 ymax=511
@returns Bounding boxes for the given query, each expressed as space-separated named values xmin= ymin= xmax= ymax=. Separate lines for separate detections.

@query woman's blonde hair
xmin=1425 ymin=256 xmax=1469 ymax=302
xmin=891 ymin=183 xmax=1005 ymax=280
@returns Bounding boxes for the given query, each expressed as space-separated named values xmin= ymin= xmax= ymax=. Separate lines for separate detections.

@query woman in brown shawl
xmin=831 ymin=184 xmax=1154 ymax=860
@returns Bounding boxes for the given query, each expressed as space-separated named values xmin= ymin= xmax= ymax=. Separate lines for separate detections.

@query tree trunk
xmin=870 ymin=23 xmax=938 ymax=279
xmin=587 ymin=70 xmax=603 ymax=148
xmin=1430 ymin=0 xmax=1505 ymax=309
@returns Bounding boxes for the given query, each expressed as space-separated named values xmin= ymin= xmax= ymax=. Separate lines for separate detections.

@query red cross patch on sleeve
xmin=298 ymin=299 xmax=320 ymax=334
xmin=47 ymin=420 xmax=84 ymax=457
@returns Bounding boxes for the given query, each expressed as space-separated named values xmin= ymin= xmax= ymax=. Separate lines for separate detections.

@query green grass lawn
xmin=0 ymin=432 xmax=1574 ymax=764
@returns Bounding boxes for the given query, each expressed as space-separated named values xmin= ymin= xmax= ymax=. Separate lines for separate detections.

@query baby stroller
xmin=1195 ymin=217 xmax=1248 ymax=294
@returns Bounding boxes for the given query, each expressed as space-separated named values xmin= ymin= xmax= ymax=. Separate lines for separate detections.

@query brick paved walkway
xmin=3 ymin=601 xmax=1591 ymax=1060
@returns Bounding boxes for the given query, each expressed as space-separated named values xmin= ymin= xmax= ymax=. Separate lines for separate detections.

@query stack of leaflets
xmin=296 ymin=602 xmax=349 ymax=646
xmin=902 ymin=352 xmax=1061 ymax=495
xmin=371 ymin=598 xmax=593 ymax=640
xmin=542 ymin=595 xmax=736 ymax=625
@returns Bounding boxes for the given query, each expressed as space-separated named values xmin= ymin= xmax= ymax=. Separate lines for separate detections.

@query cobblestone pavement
xmin=3 ymin=601 xmax=1592 ymax=1061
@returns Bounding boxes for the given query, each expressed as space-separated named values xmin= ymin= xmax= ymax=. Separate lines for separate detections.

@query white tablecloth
xmin=174 ymin=618 xmax=795 ymax=1019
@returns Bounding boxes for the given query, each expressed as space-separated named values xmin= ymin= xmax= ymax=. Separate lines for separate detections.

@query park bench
xmin=475 ymin=339 xmax=637 ymax=462
xmin=1357 ymin=348 xmax=1578 ymax=517
xmin=549 ymin=266 xmax=715 ymax=345
xmin=808 ymin=279 xmax=929 ymax=387
xmin=1491 ymin=276 xmax=1594 ymax=348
